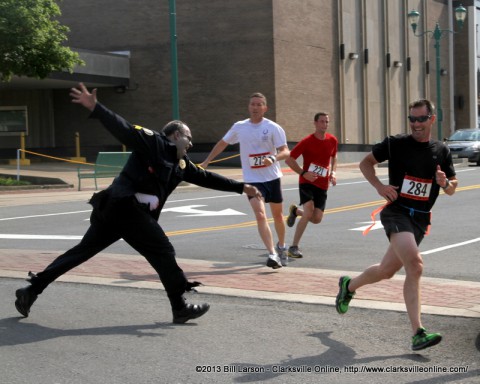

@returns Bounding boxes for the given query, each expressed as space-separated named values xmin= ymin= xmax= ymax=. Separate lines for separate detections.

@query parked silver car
xmin=446 ymin=128 xmax=480 ymax=165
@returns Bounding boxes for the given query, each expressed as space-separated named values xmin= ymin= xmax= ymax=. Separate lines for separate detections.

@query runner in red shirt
xmin=285 ymin=112 xmax=338 ymax=258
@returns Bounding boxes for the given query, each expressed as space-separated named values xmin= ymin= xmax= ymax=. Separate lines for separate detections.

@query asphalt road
xmin=0 ymin=163 xmax=479 ymax=383
xmin=1 ymin=164 xmax=479 ymax=281
xmin=1 ymin=279 xmax=479 ymax=384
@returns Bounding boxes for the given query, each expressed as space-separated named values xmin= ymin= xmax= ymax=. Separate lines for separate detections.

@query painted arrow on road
xmin=349 ymin=221 xmax=384 ymax=232
xmin=162 ymin=205 xmax=246 ymax=217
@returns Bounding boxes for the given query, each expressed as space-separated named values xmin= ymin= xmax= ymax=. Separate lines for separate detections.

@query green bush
xmin=0 ymin=177 xmax=31 ymax=186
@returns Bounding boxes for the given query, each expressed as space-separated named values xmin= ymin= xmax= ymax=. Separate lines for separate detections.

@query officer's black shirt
xmin=89 ymin=103 xmax=245 ymax=212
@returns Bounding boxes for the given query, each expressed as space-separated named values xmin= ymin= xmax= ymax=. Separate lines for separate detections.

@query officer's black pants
xmin=31 ymin=195 xmax=188 ymax=310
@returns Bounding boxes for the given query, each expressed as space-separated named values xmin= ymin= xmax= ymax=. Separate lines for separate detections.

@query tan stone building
xmin=0 ymin=0 xmax=477 ymax=164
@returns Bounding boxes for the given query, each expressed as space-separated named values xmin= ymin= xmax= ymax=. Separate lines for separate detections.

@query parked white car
xmin=446 ymin=128 xmax=480 ymax=165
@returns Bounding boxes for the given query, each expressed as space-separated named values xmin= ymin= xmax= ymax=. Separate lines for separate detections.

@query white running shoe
xmin=266 ymin=253 xmax=282 ymax=269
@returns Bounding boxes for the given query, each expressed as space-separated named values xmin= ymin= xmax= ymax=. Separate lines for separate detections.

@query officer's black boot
xmin=15 ymin=272 xmax=39 ymax=318
xmin=172 ymin=302 xmax=210 ymax=324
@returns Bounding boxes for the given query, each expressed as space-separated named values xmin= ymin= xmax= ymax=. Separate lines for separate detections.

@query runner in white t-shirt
xmin=200 ymin=93 xmax=290 ymax=269
xmin=223 ymin=117 xmax=286 ymax=183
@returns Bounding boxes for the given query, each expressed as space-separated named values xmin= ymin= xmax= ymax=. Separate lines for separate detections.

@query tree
xmin=0 ymin=0 xmax=83 ymax=81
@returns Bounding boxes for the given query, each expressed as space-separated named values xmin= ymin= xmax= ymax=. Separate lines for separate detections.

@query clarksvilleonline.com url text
xmin=195 ymin=364 xmax=469 ymax=374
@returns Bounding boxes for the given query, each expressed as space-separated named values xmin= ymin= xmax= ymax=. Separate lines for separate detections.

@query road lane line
xmin=422 ymin=237 xmax=480 ymax=255
xmin=0 ymin=210 xmax=91 ymax=221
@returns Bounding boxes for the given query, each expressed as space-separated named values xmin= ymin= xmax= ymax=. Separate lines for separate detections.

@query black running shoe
xmin=286 ymin=204 xmax=298 ymax=227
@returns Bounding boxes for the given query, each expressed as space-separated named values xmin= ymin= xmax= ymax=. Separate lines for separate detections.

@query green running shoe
xmin=411 ymin=327 xmax=442 ymax=351
xmin=335 ymin=276 xmax=355 ymax=314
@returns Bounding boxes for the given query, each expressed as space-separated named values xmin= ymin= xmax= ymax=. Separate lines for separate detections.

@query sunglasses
xmin=408 ymin=115 xmax=431 ymax=123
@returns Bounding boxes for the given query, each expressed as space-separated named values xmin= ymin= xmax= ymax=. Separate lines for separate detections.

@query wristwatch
xmin=441 ymin=179 xmax=450 ymax=190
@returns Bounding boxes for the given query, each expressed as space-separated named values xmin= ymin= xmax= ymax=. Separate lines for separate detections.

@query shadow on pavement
xmin=0 ymin=316 xmax=171 ymax=346
xmin=231 ymin=331 xmax=430 ymax=382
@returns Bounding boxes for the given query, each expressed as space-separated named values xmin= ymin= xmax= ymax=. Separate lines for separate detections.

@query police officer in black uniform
xmin=15 ymin=83 xmax=262 ymax=324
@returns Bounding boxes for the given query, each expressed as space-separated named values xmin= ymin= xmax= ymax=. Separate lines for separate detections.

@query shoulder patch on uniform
xmin=134 ymin=125 xmax=154 ymax=136
xmin=143 ymin=128 xmax=154 ymax=136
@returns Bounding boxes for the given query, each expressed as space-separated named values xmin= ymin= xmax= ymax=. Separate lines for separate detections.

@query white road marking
xmin=0 ymin=210 xmax=91 ymax=221
xmin=349 ymin=221 xmax=384 ymax=232
xmin=422 ymin=237 xmax=480 ymax=255
xmin=162 ymin=205 xmax=245 ymax=217
xmin=0 ymin=234 xmax=83 ymax=240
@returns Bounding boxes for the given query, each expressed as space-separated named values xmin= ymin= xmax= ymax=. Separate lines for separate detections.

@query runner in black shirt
xmin=335 ymin=99 xmax=458 ymax=351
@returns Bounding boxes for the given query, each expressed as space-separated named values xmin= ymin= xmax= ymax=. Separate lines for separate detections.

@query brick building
xmin=0 ymin=0 xmax=477 ymax=164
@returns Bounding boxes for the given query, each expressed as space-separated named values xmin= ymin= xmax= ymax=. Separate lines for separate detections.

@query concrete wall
xmin=272 ymin=0 xmax=339 ymax=141
xmin=406 ymin=0 xmax=454 ymax=140
xmin=454 ymin=9 xmax=473 ymax=131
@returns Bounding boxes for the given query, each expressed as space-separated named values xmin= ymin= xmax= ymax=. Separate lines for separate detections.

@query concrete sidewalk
xmin=1 ymin=161 xmax=478 ymax=319
xmin=2 ymin=249 xmax=479 ymax=319
xmin=0 ymin=160 xmax=368 ymax=191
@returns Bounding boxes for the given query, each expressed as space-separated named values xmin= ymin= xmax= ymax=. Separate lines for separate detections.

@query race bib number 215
xmin=248 ymin=152 xmax=270 ymax=168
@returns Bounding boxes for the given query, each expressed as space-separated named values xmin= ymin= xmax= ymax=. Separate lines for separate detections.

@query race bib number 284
xmin=400 ymin=175 xmax=432 ymax=201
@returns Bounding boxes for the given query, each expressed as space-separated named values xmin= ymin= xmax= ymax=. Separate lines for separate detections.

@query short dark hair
xmin=249 ymin=92 xmax=267 ymax=105
xmin=314 ymin=112 xmax=328 ymax=121
xmin=409 ymin=99 xmax=435 ymax=115
xmin=162 ymin=120 xmax=186 ymax=136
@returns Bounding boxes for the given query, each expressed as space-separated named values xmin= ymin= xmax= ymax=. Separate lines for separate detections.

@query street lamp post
xmin=407 ymin=5 xmax=467 ymax=140
xmin=169 ymin=0 xmax=180 ymax=120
